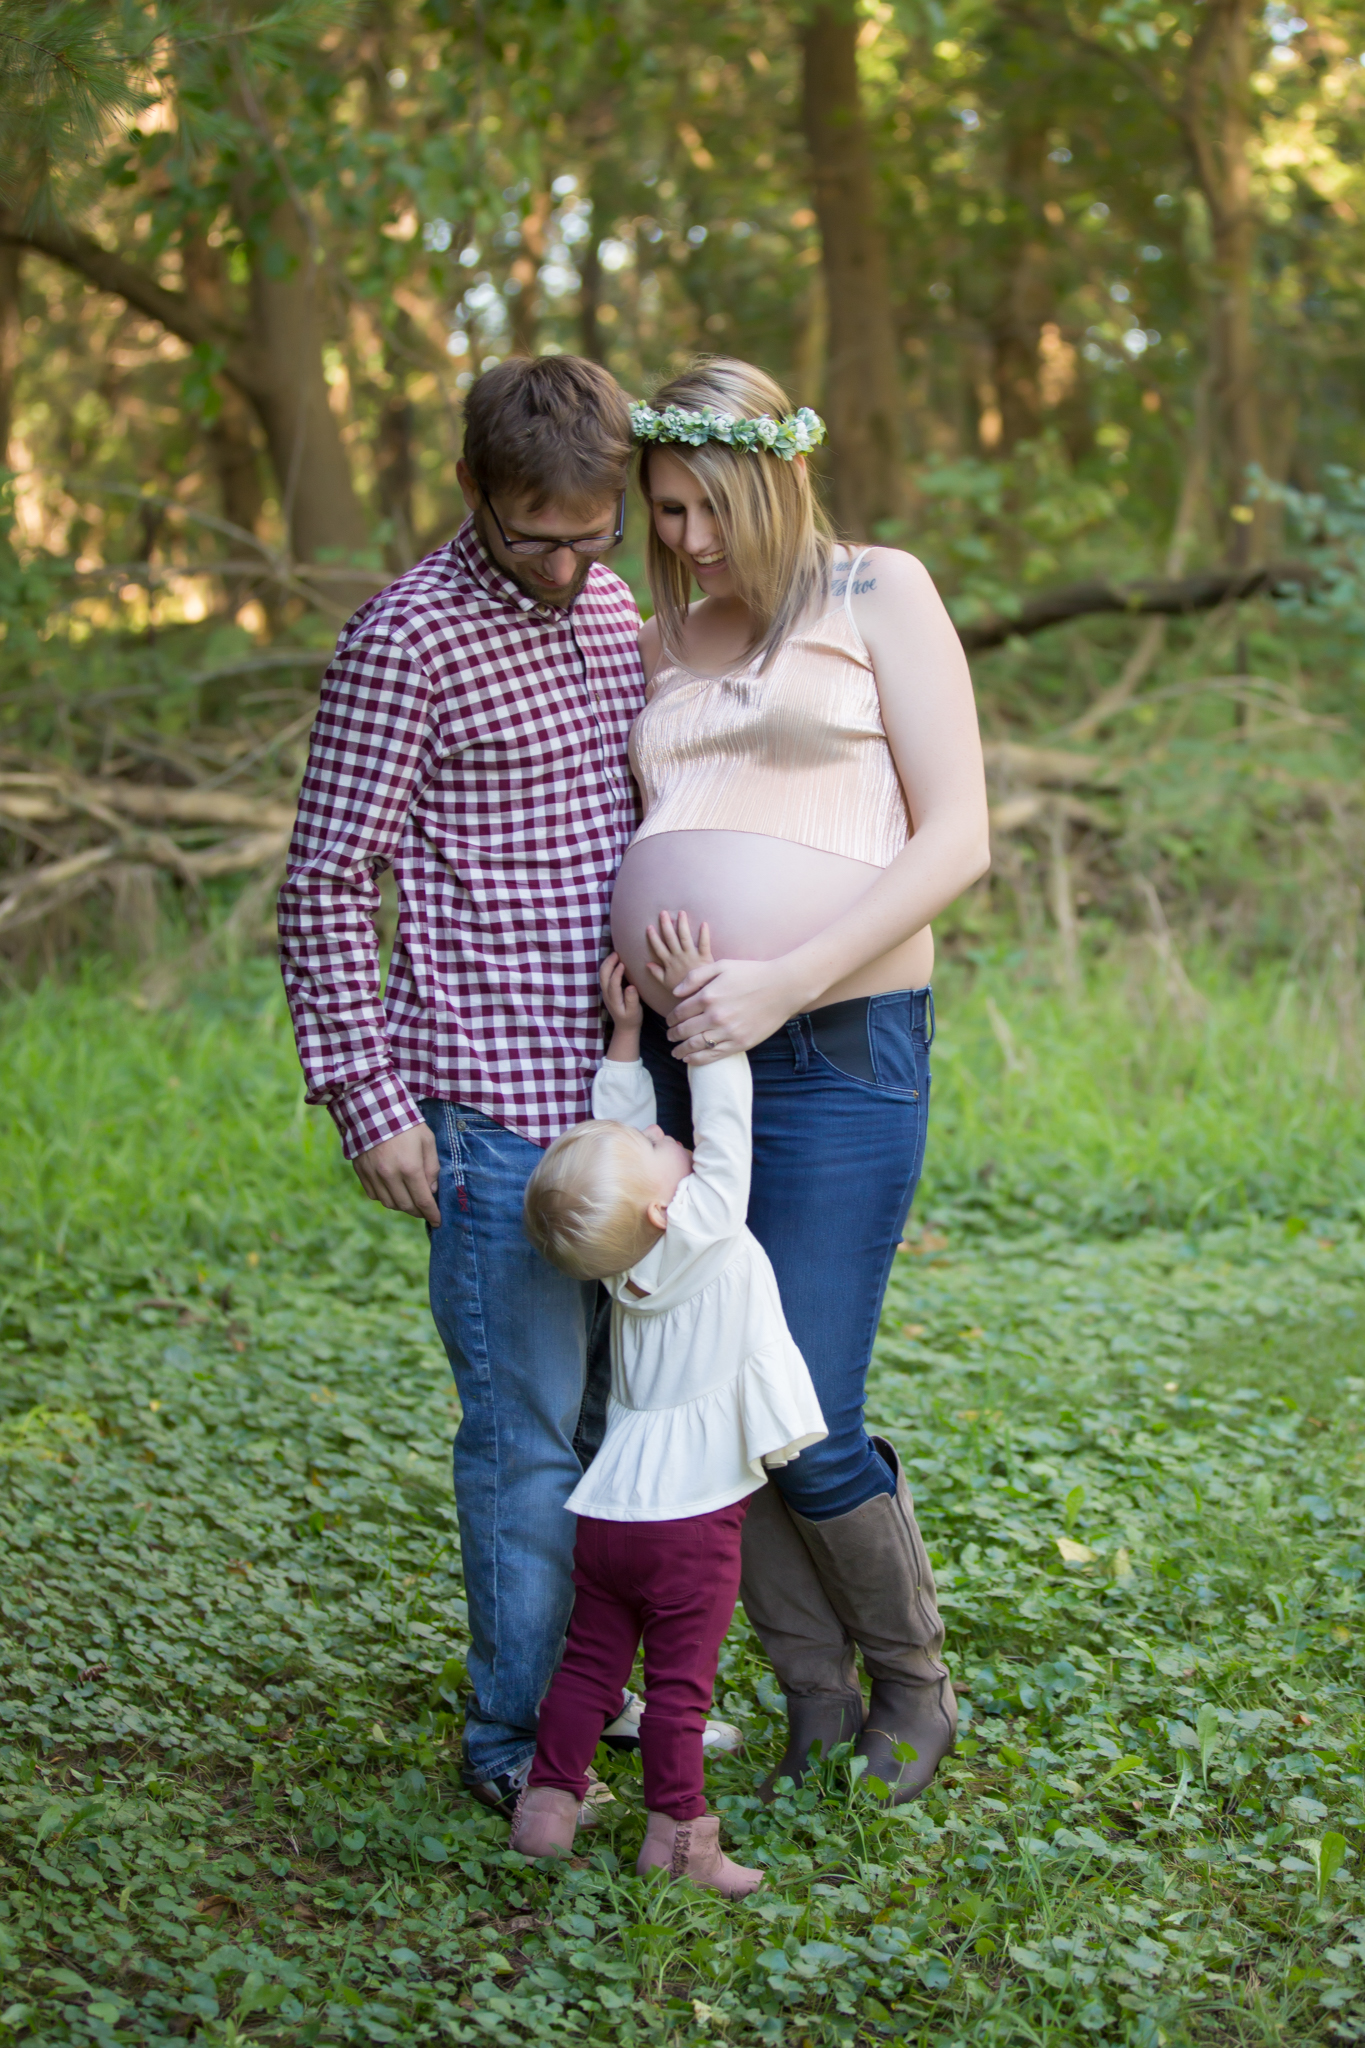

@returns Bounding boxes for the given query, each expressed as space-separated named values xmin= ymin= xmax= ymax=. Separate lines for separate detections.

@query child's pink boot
xmin=636 ymin=1811 xmax=763 ymax=1897
xmin=510 ymin=1786 xmax=579 ymax=1859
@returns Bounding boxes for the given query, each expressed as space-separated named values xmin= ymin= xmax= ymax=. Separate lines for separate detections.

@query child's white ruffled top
xmin=566 ymin=1053 xmax=826 ymax=1523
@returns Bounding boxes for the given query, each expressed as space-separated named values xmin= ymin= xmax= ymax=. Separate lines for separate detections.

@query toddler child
xmin=515 ymin=913 xmax=826 ymax=1896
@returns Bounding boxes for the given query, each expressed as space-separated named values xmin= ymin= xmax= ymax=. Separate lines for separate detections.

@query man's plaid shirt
xmin=278 ymin=520 xmax=645 ymax=1157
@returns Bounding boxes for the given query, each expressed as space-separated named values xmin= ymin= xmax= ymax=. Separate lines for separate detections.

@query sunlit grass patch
xmin=924 ymin=950 xmax=1365 ymax=1238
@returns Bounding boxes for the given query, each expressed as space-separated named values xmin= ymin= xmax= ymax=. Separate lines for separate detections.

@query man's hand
xmin=353 ymin=1123 xmax=442 ymax=1225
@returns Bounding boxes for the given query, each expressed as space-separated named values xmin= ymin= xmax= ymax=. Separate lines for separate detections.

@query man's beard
xmin=474 ymin=507 xmax=593 ymax=609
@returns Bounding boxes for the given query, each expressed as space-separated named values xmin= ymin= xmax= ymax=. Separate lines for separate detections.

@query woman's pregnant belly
xmin=610 ymin=829 xmax=934 ymax=1018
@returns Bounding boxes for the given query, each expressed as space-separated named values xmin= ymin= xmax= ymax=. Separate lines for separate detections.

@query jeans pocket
xmin=867 ymin=996 xmax=925 ymax=1097
xmin=422 ymin=1101 xmax=470 ymax=1221
xmin=808 ymin=997 xmax=877 ymax=1084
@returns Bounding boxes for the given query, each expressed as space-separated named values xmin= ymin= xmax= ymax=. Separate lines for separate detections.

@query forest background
xmin=4 ymin=4 xmax=1365 ymax=2047
xmin=1 ymin=0 xmax=1365 ymax=984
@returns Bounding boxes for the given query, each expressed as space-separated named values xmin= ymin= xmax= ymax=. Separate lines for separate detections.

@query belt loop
xmin=924 ymin=986 xmax=936 ymax=1048
xmin=785 ymin=1015 xmax=810 ymax=1072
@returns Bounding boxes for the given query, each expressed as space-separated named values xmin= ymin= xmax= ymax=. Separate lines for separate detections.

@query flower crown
xmin=630 ymin=400 xmax=826 ymax=461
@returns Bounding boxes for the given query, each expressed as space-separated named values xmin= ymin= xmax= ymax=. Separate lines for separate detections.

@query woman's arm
xmin=666 ymin=549 xmax=990 ymax=1061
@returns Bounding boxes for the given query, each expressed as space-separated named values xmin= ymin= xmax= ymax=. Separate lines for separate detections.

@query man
xmin=279 ymin=356 xmax=731 ymax=1815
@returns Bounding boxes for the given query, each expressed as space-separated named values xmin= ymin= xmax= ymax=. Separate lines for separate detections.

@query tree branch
xmin=957 ymin=561 xmax=1316 ymax=655
xmin=0 ymin=213 xmax=254 ymax=390
xmin=1003 ymin=2 xmax=1177 ymax=121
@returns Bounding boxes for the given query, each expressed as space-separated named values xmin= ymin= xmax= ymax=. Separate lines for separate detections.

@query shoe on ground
xmin=855 ymin=1676 xmax=958 ymax=1803
xmin=758 ymin=1685 xmax=865 ymax=1801
xmin=636 ymin=1810 xmax=762 ymax=1897
xmin=602 ymin=1688 xmax=743 ymax=1756
xmin=509 ymin=1785 xmax=579 ymax=1859
xmin=467 ymin=1760 xmax=615 ymax=1827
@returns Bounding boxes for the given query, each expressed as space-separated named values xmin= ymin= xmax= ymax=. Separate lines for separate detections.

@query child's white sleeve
xmin=591 ymin=1059 xmax=658 ymax=1131
xmin=665 ymin=1054 xmax=752 ymax=1247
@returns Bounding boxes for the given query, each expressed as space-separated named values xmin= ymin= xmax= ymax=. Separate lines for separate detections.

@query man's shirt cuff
xmin=329 ymin=1073 xmax=426 ymax=1160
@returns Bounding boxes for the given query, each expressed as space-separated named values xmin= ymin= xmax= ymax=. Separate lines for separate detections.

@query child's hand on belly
xmin=645 ymin=909 xmax=717 ymax=1003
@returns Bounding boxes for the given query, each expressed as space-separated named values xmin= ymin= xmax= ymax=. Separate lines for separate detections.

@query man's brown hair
xmin=462 ymin=356 xmax=633 ymax=513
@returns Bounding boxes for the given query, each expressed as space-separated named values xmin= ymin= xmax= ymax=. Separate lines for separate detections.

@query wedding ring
xmin=702 ymin=1034 xmax=718 ymax=1049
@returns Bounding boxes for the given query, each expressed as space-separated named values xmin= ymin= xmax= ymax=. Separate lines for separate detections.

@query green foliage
xmin=0 ymin=472 xmax=61 ymax=671
xmin=1 ymin=958 xmax=1364 ymax=2042
xmin=0 ymin=0 xmax=150 ymax=216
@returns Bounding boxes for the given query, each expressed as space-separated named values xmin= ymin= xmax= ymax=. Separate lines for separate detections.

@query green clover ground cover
xmin=2 ymin=960 xmax=1365 ymax=2046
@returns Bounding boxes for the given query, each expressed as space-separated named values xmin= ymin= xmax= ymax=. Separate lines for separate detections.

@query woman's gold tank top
xmin=629 ymin=551 xmax=911 ymax=868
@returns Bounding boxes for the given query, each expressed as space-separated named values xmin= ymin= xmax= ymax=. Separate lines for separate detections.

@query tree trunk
xmin=375 ymin=382 xmax=417 ymax=572
xmin=800 ymin=3 xmax=903 ymax=538
xmin=359 ymin=0 xmax=417 ymax=575
xmin=0 ymin=240 xmax=19 ymax=465
xmin=508 ymin=194 xmax=547 ymax=359
xmin=989 ymin=116 xmax=1052 ymax=451
xmin=1209 ymin=192 xmax=1261 ymax=565
xmin=206 ymin=381 xmax=267 ymax=545
xmin=182 ymin=233 xmax=266 ymax=548
xmin=578 ymin=217 xmax=603 ymax=363
xmin=1177 ymin=0 xmax=1263 ymax=564
xmin=234 ymin=197 xmax=375 ymax=603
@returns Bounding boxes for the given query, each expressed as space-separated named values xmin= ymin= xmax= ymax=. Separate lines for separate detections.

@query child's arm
xmin=647 ymin=913 xmax=752 ymax=1244
xmin=591 ymin=953 xmax=657 ymax=1128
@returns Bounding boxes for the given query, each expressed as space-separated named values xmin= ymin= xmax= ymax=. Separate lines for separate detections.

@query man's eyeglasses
xmin=480 ymin=488 xmax=626 ymax=559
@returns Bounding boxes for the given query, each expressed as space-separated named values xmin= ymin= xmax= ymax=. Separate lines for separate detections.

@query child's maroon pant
xmin=528 ymin=1497 xmax=749 ymax=1821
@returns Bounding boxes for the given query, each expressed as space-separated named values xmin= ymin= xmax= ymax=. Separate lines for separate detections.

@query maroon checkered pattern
xmin=278 ymin=520 xmax=644 ymax=1157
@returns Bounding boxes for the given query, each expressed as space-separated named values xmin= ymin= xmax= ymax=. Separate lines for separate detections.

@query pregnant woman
xmin=611 ymin=359 xmax=990 ymax=1803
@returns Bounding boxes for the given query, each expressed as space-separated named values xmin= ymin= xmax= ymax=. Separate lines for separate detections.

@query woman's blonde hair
xmin=524 ymin=1121 xmax=663 ymax=1282
xmin=638 ymin=357 xmax=833 ymax=671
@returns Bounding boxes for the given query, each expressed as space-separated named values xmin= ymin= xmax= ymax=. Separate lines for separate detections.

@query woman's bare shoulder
xmin=846 ymin=546 xmax=967 ymax=690
xmin=846 ymin=544 xmax=939 ymax=600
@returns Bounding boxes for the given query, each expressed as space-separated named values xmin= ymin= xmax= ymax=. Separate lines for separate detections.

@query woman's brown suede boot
xmin=637 ymin=1811 xmax=763 ymax=1897
xmin=509 ymin=1785 xmax=579 ymax=1859
xmin=792 ymin=1438 xmax=957 ymax=1804
xmin=739 ymin=1481 xmax=865 ymax=1798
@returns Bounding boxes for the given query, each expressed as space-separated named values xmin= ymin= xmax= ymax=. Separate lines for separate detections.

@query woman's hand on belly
xmin=641 ymin=905 xmax=806 ymax=1064
xmin=665 ymin=954 xmax=813 ymax=1063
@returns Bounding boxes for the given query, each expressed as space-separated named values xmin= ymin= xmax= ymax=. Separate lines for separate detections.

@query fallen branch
xmin=0 ymin=746 xmax=297 ymax=949
xmin=982 ymin=741 xmax=1119 ymax=790
xmin=0 ymin=775 xmax=295 ymax=831
xmin=0 ymin=844 xmax=119 ymax=931
xmin=185 ymin=651 xmax=330 ymax=688
xmin=957 ymin=560 xmax=1317 ymax=654
xmin=989 ymin=792 xmax=1108 ymax=836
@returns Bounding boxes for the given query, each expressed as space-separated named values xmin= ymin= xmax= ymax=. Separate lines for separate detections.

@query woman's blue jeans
xmin=640 ymin=989 xmax=933 ymax=1521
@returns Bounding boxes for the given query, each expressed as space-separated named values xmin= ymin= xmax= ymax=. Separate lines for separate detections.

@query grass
xmin=1 ymin=950 xmax=1364 ymax=2045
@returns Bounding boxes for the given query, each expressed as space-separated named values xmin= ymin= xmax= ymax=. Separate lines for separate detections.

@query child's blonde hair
xmin=638 ymin=356 xmax=834 ymax=673
xmin=524 ymin=1120 xmax=664 ymax=1281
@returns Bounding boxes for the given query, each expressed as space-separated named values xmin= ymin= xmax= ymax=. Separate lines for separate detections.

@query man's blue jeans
xmin=421 ymin=1100 xmax=606 ymax=1785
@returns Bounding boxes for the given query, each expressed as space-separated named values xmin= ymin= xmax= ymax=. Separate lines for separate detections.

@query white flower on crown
xmin=630 ymin=401 xmax=827 ymax=460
